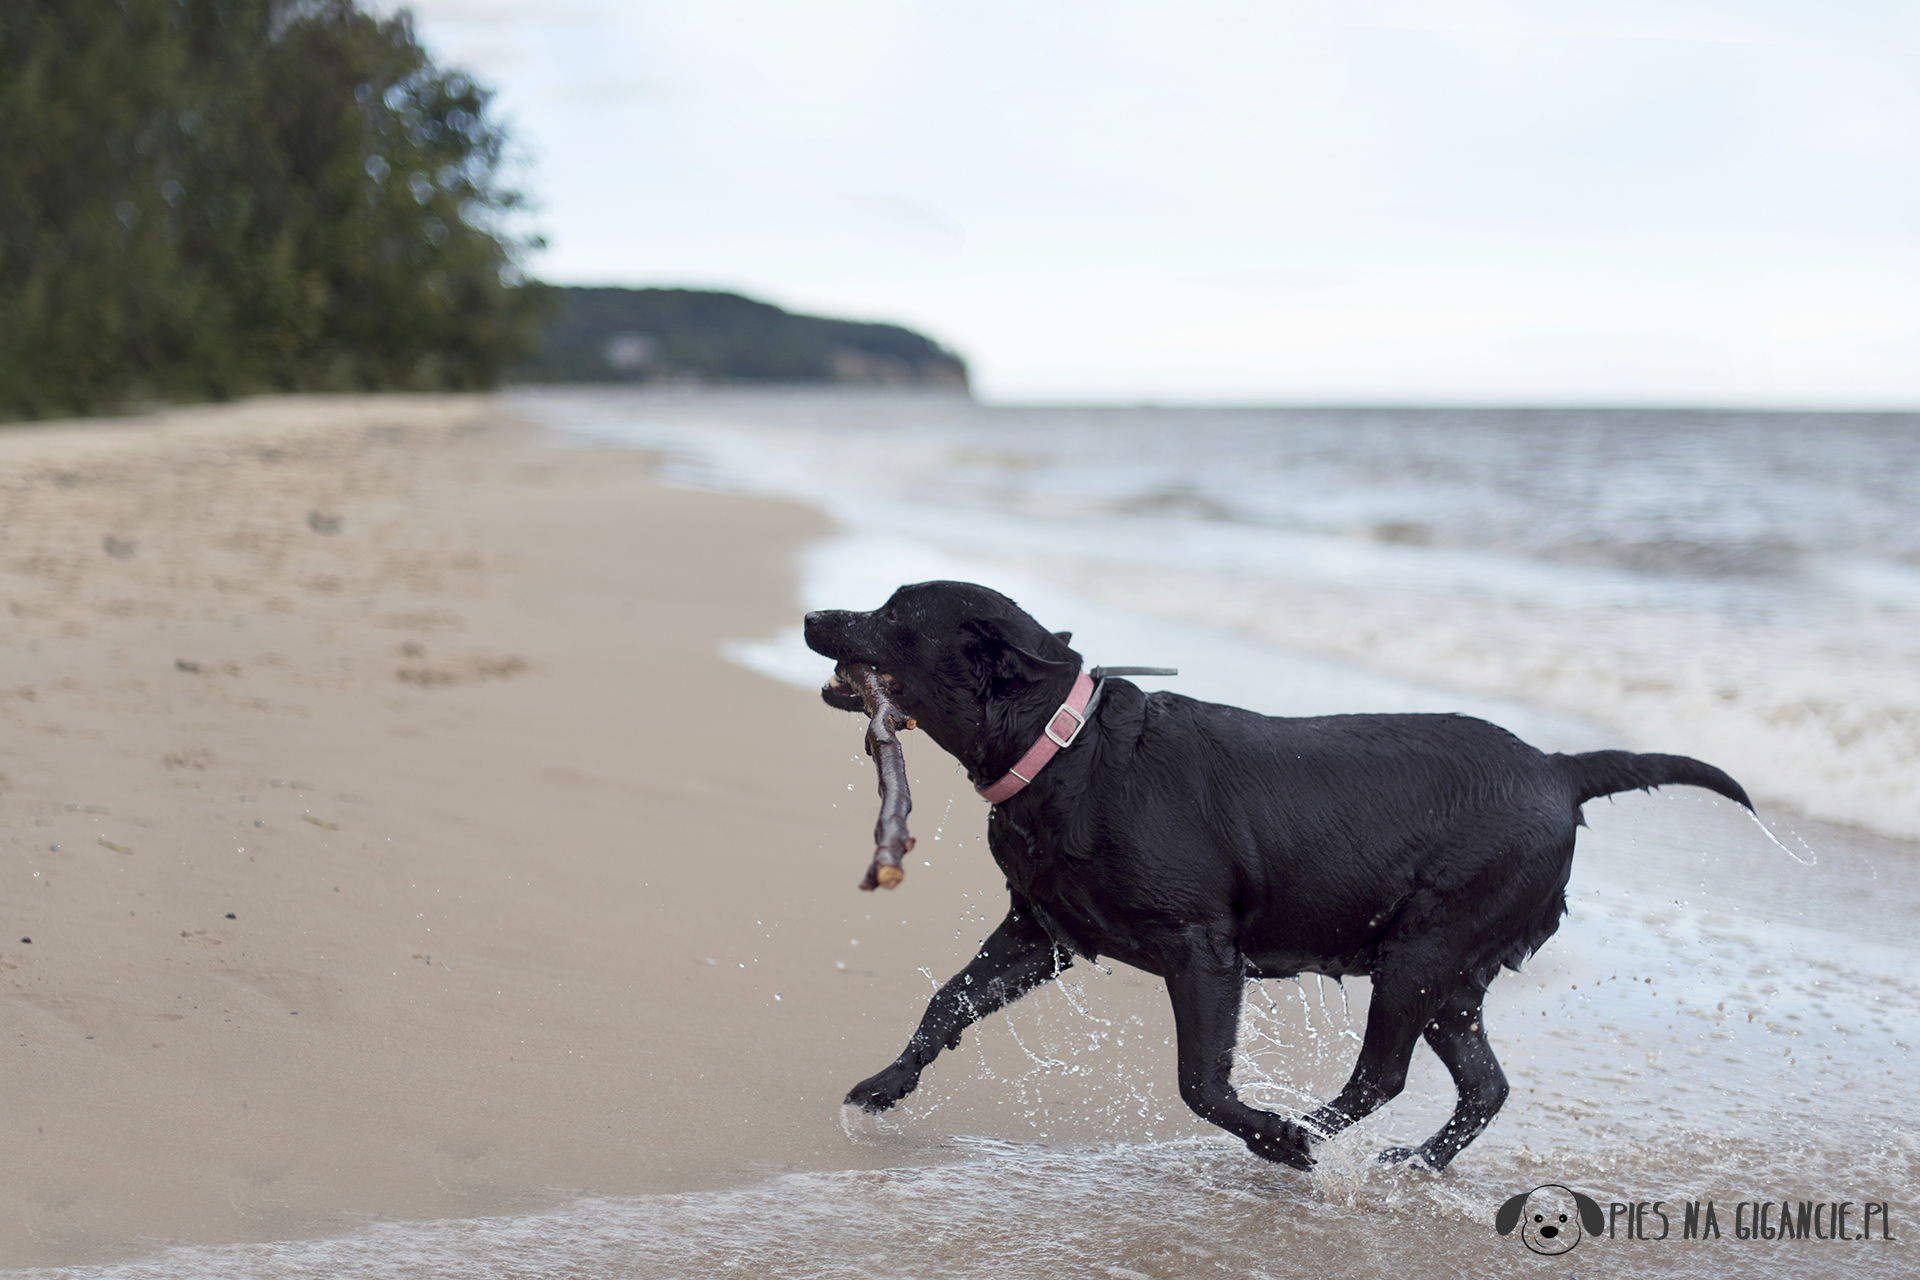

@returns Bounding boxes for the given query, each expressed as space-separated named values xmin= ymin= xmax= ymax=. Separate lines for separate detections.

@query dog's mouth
xmin=823 ymin=664 xmax=906 ymax=713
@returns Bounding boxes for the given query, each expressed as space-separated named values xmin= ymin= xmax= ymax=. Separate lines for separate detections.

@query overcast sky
xmin=389 ymin=0 xmax=1920 ymax=405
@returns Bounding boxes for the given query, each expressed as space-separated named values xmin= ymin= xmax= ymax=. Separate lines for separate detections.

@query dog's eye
xmin=1533 ymin=1214 xmax=1543 ymax=1222
xmin=1558 ymin=1214 xmax=1568 ymax=1222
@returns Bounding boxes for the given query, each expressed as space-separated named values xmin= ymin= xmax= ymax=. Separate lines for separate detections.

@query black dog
xmin=804 ymin=581 xmax=1750 ymax=1170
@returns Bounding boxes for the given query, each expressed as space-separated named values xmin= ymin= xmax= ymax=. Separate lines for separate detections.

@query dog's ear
xmin=1495 ymin=1192 xmax=1529 ymax=1236
xmin=1054 ymin=631 xmax=1072 ymax=644
xmin=963 ymin=618 xmax=1074 ymax=682
xmin=1573 ymin=1191 xmax=1604 ymax=1235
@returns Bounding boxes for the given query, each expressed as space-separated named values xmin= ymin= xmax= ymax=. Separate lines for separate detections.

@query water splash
xmin=1745 ymin=805 xmax=1818 ymax=866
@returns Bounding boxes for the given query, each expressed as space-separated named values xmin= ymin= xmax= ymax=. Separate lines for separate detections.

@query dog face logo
xmin=1496 ymin=1184 xmax=1604 ymax=1255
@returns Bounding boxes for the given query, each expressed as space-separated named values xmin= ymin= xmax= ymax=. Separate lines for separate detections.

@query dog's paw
xmin=844 ymin=1063 xmax=920 ymax=1113
xmin=1245 ymin=1119 xmax=1316 ymax=1170
xmin=1378 ymin=1145 xmax=1443 ymax=1171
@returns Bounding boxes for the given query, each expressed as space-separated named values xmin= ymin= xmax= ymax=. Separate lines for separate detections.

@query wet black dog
xmin=804 ymin=581 xmax=1750 ymax=1170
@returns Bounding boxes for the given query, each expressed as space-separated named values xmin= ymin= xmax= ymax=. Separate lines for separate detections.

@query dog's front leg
xmin=845 ymin=904 xmax=1072 ymax=1113
xmin=1165 ymin=926 xmax=1316 ymax=1170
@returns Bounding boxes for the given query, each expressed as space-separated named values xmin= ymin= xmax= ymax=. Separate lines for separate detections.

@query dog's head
xmin=1495 ymin=1184 xmax=1603 ymax=1256
xmin=803 ymin=581 xmax=1081 ymax=782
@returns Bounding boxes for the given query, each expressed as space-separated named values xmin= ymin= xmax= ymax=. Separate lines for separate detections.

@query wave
xmin=524 ymin=387 xmax=1920 ymax=838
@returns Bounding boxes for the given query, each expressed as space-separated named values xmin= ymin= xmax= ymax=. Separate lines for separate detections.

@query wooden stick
xmin=846 ymin=663 xmax=915 ymax=891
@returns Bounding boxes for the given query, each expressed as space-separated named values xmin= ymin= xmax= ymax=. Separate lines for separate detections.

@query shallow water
xmin=27 ymin=389 xmax=1916 ymax=1278
xmin=536 ymin=388 xmax=1920 ymax=842
xmin=20 ymin=1130 xmax=1910 ymax=1279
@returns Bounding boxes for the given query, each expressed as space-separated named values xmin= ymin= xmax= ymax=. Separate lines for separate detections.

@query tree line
xmin=0 ymin=0 xmax=544 ymax=421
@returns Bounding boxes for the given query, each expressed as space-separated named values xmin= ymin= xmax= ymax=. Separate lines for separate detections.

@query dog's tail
xmin=1555 ymin=749 xmax=1752 ymax=811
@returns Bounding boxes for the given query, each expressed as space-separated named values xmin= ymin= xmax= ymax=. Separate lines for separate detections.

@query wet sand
xmin=0 ymin=396 xmax=1020 ymax=1266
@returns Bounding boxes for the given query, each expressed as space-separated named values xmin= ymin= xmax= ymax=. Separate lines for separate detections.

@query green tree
xmin=0 ymin=0 xmax=544 ymax=420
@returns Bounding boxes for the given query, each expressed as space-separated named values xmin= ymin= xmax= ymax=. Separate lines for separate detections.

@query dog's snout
xmin=803 ymin=609 xmax=848 ymax=657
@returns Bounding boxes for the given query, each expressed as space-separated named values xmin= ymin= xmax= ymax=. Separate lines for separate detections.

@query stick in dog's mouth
xmin=832 ymin=663 xmax=916 ymax=891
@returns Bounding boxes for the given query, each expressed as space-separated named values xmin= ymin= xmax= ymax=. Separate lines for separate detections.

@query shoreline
xmin=0 ymin=395 xmax=1041 ymax=1267
xmin=515 ymin=384 xmax=1920 ymax=845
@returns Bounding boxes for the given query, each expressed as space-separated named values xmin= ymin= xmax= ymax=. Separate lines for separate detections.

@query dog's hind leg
xmin=1166 ymin=927 xmax=1316 ymax=1169
xmin=1381 ymin=983 xmax=1508 ymax=1171
xmin=1298 ymin=971 xmax=1438 ymax=1146
xmin=844 ymin=903 xmax=1072 ymax=1113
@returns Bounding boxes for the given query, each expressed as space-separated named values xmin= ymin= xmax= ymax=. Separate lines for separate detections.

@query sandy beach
xmin=5 ymin=393 xmax=1914 ymax=1278
xmin=0 ymin=395 xmax=1054 ymax=1266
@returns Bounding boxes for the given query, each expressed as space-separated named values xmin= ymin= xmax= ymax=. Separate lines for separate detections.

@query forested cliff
xmin=0 ymin=2 xmax=967 ymax=420
xmin=515 ymin=287 xmax=968 ymax=388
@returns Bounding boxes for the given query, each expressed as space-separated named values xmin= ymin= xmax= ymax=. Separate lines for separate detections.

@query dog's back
xmin=1069 ymin=689 xmax=1743 ymax=986
xmin=1104 ymin=687 xmax=1744 ymax=856
xmin=1096 ymin=690 xmax=1572 ymax=852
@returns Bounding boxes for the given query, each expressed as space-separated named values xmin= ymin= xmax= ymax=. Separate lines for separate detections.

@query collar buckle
xmin=1044 ymin=701 xmax=1087 ymax=749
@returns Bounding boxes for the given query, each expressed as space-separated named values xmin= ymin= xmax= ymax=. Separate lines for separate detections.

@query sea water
xmin=540 ymin=388 xmax=1920 ymax=843
xmin=33 ymin=388 xmax=1916 ymax=1278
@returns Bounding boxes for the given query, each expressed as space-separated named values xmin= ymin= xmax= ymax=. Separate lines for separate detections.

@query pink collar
xmin=975 ymin=670 xmax=1096 ymax=804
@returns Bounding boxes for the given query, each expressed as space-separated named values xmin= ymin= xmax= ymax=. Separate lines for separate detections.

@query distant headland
xmin=514 ymin=287 xmax=969 ymax=390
